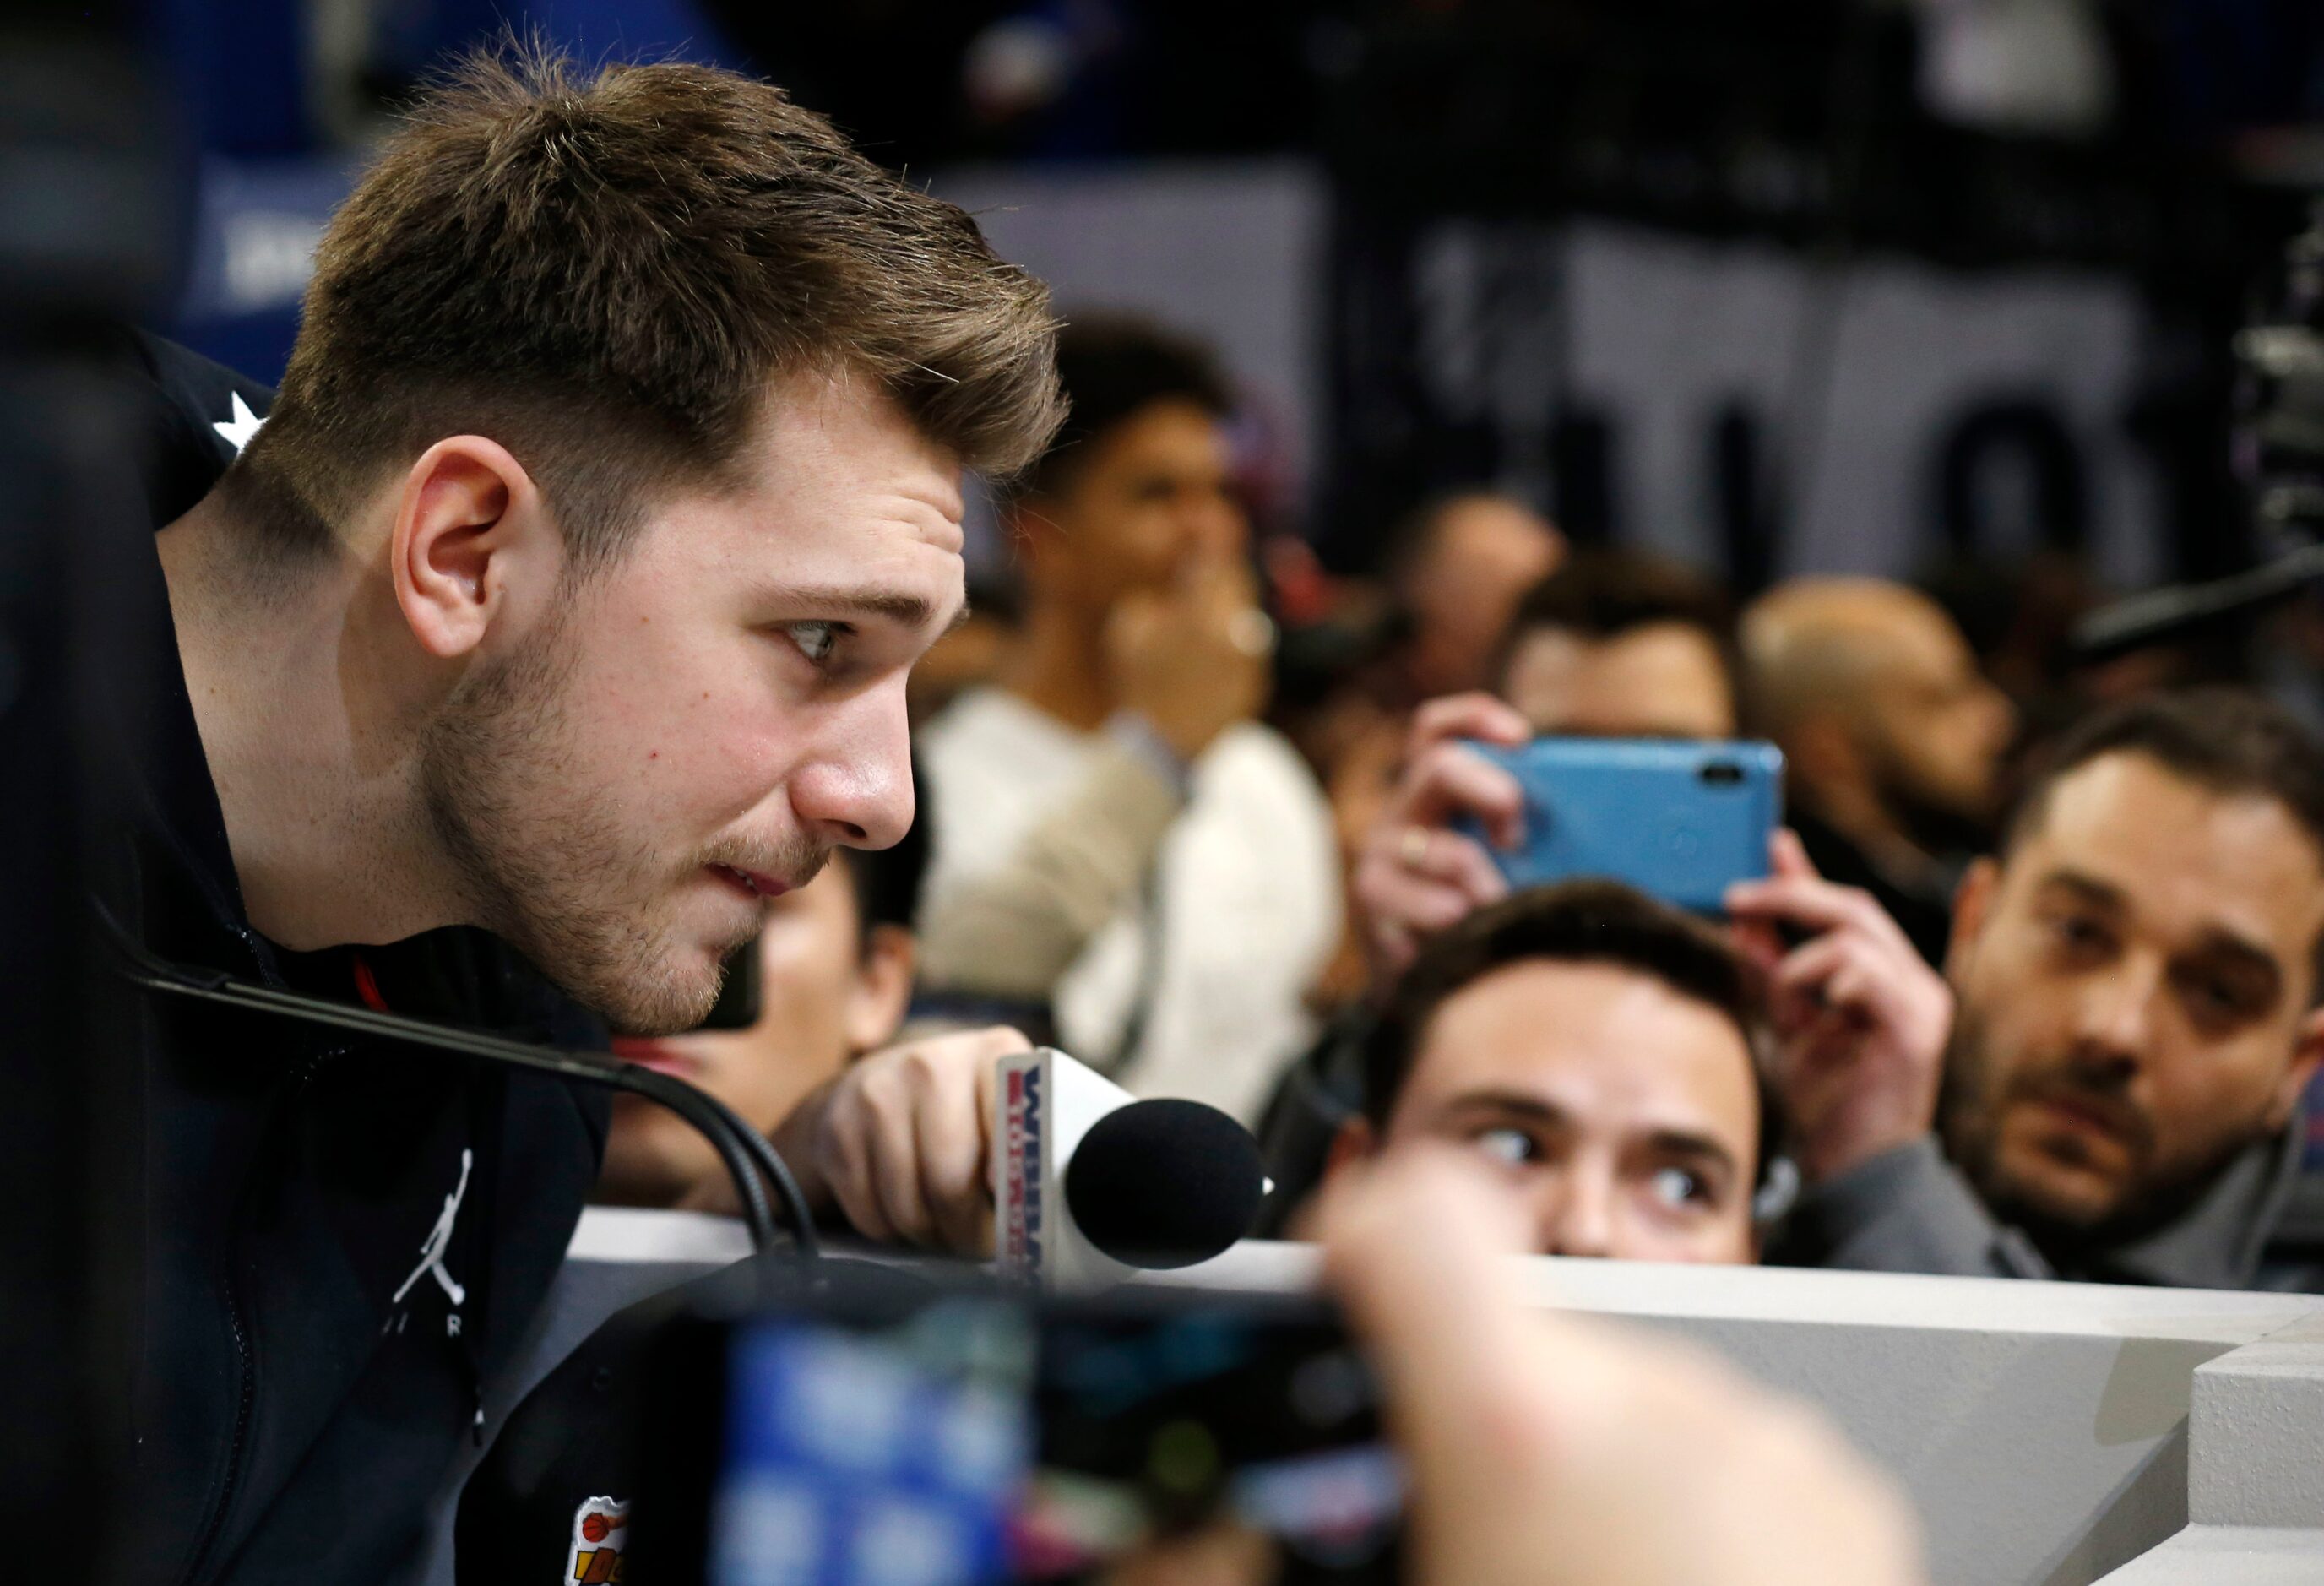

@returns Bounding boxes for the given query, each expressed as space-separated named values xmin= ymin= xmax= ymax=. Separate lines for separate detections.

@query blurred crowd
xmin=623 ymin=310 xmax=2324 ymax=1297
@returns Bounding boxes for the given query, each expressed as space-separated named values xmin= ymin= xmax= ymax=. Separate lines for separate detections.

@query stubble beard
xmin=1937 ymin=1002 xmax=2017 ymax=1213
xmin=417 ymin=612 xmax=739 ymax=1035
xmin=1941 ymin=1001 xmax=2243 ymax=1251
xmin=1871 ymin=737 xmax=1999 ymax=863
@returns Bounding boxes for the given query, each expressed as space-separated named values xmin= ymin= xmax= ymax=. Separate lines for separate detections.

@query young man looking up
xmin=1730 ymin=691 xmax=2324 ymax=1288
xmin=1324 ymin=882 xmax=1775 ymax=1264
xmin=105 ymin=50 xmax=1059 ymax=1583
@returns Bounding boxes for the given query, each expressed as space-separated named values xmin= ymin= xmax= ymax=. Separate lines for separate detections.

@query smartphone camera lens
xmin=1699 ymin=762 xmax=1744 ymax=787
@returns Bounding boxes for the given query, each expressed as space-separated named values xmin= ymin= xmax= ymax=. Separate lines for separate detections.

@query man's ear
xmin=844 ymin=924 xmax=918 ymax=1054
xmin=390 ymin=437 xmax=552 ymax=660
xmin=2267 ymin=1004 xmax=2324 ymax=1133
xmin=1323 ymin=1116 xmax=1377 ymax=1183
xmin=1947 ymin=857 xmax=2001 ymax=983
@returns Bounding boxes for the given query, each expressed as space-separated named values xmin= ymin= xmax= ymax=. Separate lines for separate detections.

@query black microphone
xmin=92 ymin=900 xmax=817 ymax=1259
xmin=993 ymin=1048 xmax=1268 ymax=1288
xmin=1066 ymin=1099 xmax=1268 ymax=1271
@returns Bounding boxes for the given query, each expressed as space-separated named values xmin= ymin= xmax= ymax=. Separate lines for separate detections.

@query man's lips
xmin=2020 ymin=1089 xmax=2142 ymax=1149
xmin=708 ymin=863 xmax=791 ymax=900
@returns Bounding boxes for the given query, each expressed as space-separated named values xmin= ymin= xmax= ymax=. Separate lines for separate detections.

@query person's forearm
xmin=915 ymin=739 xmax=1186 ymax=999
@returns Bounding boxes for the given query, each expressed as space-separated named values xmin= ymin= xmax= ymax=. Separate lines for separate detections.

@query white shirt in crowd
xmin=918 ymin=687 xmax=1342 ymax=1125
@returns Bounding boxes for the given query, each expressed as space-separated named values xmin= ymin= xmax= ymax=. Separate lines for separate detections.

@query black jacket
xmin=100 ymin=333 xmax=609 ymax=1585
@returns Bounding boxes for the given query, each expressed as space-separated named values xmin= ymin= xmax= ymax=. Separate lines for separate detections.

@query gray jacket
xmin=1772 ymin=1114 xmax=2324 ymax=1292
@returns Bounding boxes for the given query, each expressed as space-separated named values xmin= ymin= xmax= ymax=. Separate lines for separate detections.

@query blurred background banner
xmin=937 ymin=162 xmax=1329 ymax=535
xmin=155 ymin=0 xmax=2324 ymax=589
xmin=1338 ymin=217 xmax=2156 ymax=588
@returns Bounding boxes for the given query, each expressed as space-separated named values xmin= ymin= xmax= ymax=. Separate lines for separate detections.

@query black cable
xmin=91 ymin=899 xmax=820 ymax=1260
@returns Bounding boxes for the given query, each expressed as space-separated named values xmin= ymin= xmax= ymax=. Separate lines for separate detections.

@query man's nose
xmin=2069 ymin=955 xmax=2164 ymax=1085
xmin=1540 ymin=1168 xmax=1615 ymax=1260
xmin=1186 ymin=491 xmax=1248 ymax=562
xmin=787 ymin=683 xmax=915 ymax=852
xmin=1978 ymin=684 xmax=2018 ymax=761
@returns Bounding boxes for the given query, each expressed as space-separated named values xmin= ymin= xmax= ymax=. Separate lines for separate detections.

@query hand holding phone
xmin=1724 ymin=833 xmax=1953 ymax=1184
xmin=1350 ymin=693 xmax=1530 ymax=977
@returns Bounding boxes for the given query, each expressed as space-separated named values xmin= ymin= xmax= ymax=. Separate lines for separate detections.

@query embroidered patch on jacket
xmin=567 ymin=1495 xmax=629 ymax=1583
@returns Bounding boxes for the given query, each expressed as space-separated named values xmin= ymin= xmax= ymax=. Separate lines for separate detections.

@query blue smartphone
xmin=1460 ymin=737 xmax=1784 ymax=915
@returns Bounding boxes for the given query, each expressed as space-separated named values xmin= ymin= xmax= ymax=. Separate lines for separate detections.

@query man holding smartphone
xmin=1735 ymin=690 xmax=2324 ymax=1289
xmin=1364 ymin=688 xmax=2324 ymax=1290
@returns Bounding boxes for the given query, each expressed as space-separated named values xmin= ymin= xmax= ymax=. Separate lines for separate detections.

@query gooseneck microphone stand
xmin=94 ymin=900 xmax=820 ymax=1261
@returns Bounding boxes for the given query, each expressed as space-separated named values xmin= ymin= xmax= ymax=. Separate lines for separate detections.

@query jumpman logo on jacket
xmin=394 ymin=1149 xmax=473 ymax=1309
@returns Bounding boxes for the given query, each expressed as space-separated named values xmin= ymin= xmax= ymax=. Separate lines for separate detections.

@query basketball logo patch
xmin=567 ymin=1495 xmax=628 ymax=1583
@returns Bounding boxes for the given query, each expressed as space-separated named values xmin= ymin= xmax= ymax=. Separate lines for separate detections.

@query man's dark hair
xmin=1360 ymin=881 xmax=1778 ymax=1184
xmin=223 ymin=46 xmax=1063 ymax=575
xmin=1494 ymin=548 xmax=1737 ymax=688
xmin=2006 ymin=688 xmax=2324 ymax=866
xmin=2003 ymin=687 xmax=2324 ymax=997
xmin=1023 ymin=316 xmax=1233 ymax=497
xmin=1376 ymin=489 xmax=1544 ymax=589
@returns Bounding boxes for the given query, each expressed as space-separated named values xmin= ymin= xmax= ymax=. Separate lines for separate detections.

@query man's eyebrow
xmin=1641 ymin=1130 xmax=1740 ymax=1181
xmin=768 ymin=585 xmax=964 ymax=633
xmin=1438 ymin=1089 xmax=1572 ymax=1128
xmin=2189 ymin=928 xmax=2284 ymax=991
xmin=2043 ymin=866 xmax=2283 ymax=985
xmin=1436 ymin=1094 xmax=1740 ymax=1178
xmin=2036 ymin=868 xmax=2128 ymax=912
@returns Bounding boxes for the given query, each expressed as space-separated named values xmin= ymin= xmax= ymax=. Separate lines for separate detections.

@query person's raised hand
xmin=1105 ymin=551 xmax=1272 ymax=764
xmin=1350 ymin=693 xmax=1529 ymax=978
xmin=1317 ymin=1149 xmax=1924 ymax=1586
xmin=768 ymin=1025 xmax=1033 ymax=1254
xmin=1724 ymin=831 xmax=1953 ymax=1183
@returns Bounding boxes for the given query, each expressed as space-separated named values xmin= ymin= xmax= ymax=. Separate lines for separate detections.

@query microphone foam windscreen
xmin=1064 ymin=1098 xmax=1266 ymax=1270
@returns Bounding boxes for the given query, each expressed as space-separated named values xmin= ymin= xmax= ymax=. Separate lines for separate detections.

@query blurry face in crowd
xmin=1029 ymin=398 xmax=1246 ymax=612
xmin=1944 ymin=752 xmax=2324 ymax=1236
xmin=420 ymin=377 xmax=953 ymax=1034
xmin=1348 ymin=959 xmax=1760 ymax=1263
xmin=1858 ymin=603 xmax=2015 ymax=834
xmin=599 ymin=855 xmax=915 ymax=1208
xmin=1500 ymin=622 xmax=1737 ymax=740
xmin=1404 ymin=497 xmax=1564 ymax=698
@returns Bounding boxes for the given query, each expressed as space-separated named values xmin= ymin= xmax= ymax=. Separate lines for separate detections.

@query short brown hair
xmin=2006 ymin=687 xmax=2324 ymax=997
xmin=2007 ymin=688 xmax=2324 ymax=865
xmin=1495 ymin=548 xmax=1737 ymax=687
xmin=1360 ymin=880 xmax=1778 ymax=1183
xmin=1024 ymin=316 xmax=1233 ymax=497
xmin=224 ymin=46 xmax=1064 ymax=571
